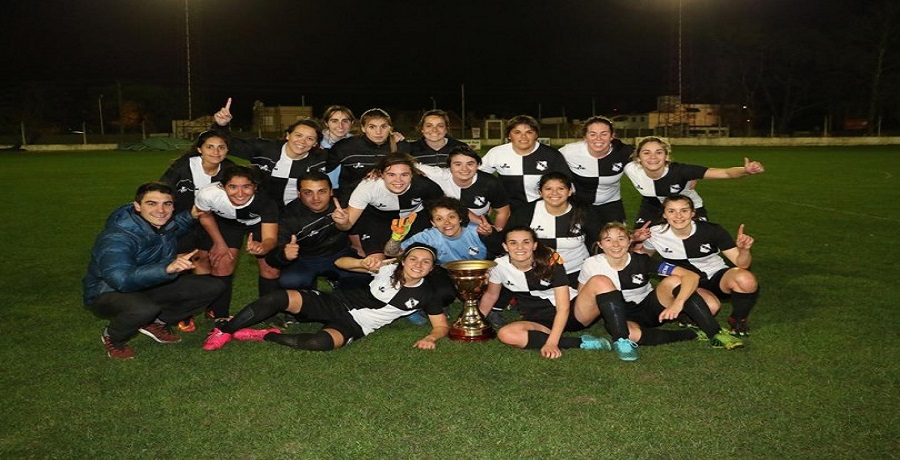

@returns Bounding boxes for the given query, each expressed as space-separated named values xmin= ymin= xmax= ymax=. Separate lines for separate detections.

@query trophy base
xmin=449 ymin=326 xmax=495 ymax=342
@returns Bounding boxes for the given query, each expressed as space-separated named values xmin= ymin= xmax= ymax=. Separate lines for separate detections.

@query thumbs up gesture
xmin=284 ymin=234 xmax=299 ymax=261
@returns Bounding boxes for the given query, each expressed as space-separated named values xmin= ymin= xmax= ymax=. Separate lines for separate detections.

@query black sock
xmin=637 ymin=327 xmax=697 ymax=346
xmin=523 ymin=331 xmax=582 ymax=349
xmin=730 ymin=289 xmax=759 ymax=320
xmin=220 ymin=290 xmax=289 ymax=333
xmin=597 ymin=291 xmax=629 ymax=340
xmin=265 ymin=330 xmax=335 ymax=351
xmin=209 ymin=275 xmax=233 ymax=318
xmin=258 ymin=276 xmax=281 ymax=298
xmin=681 ymin=293 xmax=723 ymax=337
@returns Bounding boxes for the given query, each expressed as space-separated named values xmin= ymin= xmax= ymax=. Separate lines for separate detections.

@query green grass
xmin=1 ymin=147 xmax=899 ymax=459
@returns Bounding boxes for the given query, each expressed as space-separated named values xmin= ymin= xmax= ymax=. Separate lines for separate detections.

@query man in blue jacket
xmin=83 ymin=182 xmax=224 ymax=359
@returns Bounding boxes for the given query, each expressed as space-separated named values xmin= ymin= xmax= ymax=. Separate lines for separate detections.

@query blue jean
xmin=278 ymin=247 xmax=370 ymax=291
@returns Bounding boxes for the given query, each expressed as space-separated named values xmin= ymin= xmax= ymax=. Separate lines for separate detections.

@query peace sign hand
xmin=632 ymin=221 xmax=652 ymax=242
xmin=214 ymin=97 xmax=233 ymax=126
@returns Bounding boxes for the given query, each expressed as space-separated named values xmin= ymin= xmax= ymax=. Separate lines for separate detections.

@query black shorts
xmin=522 ymin=296 xmax=592 ymax=332
xmin=699 ymin=268 xmax=730 ymax=299
xmin=589 ymin=200 xmax=627 ymax=227
xmin=198 ymin=216 xmax=261 ymax=250
xmin=295 ymin=290 xmax=366 ymax=342
xmin=625 ymin=292 xmax=666 ymax=328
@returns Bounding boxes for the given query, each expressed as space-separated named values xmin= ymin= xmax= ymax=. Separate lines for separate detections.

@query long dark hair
xmin=176 ymin=129 xmax=230 ymax=162
xmin=538 ymin=172 xmax=586 ymax=236
xmin=503 ymin=224 xmax=558 ymax=282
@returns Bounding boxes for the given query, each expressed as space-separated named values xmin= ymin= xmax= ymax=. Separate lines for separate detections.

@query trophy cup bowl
xmin=443 ymin=259 xmax=497 ymax=342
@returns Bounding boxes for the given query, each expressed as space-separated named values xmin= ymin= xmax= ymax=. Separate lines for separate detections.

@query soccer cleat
xmin=101 ymin=334 xmax=135 ymax=359
xmin=711 ymin=331 xmax=746 ymax=350
xmin=405 ymin=311 xmax=429 ymax=326
xmin=138 ymin=322 xmax=181 ymax=344
xmin=176 ymin=318 xmax=196 ymax=332
xmin=612 ymin=338 xmax=640 ymax=362
xmin=579 ymin=334 xmax=612 ymax=351
xmin=202 ymin=328 xmax=232 ymax=351
xmin=233 ymin=327 xmax=281 ymax=342
xmin=694 ymin=329 xmax=709 ymax=341
xmin=728 ymin=317 xmax=751 ymax=337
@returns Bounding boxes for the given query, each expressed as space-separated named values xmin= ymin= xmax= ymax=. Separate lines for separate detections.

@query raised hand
xmin=390 ymin=213 xmax=417 ymax=241
xmin=214 ymin=97 xmax=233 ymax=126
xmin=743 ymin=157 xmax=765 ymax=175
xmin=632 ymin=221 xmax=652 ymax=242
xmin=284 ymin=234 xmax=299 ymax=261
xmin=331 ymin=198 xmax=350 ymax=226
xmin=475 ymin=215 xmax=493 ymax=235
xmin=166 ymin=249 xmax=198 ymax=274
xmin=735 ymin=224 xmax=754 ymax=250
xmin=246 ymin=232 xmax=265 ymax=255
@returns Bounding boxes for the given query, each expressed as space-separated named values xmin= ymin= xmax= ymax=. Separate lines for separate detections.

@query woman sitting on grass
xmin=580 ymin=222 xmax=743 ymax=350
xmin=202 ymin=243 xmax=451 ymax=352
xmin=634 ymin=195 xmax=760 ymax=336
xmin=476 ymin=225 xmax=637 ymax=361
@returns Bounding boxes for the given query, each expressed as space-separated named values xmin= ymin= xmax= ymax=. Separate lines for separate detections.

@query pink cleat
xmin=202 ymin=328 xmax=232 ymax=351
xmin=233 ymin=327 xmax=281 ymax=342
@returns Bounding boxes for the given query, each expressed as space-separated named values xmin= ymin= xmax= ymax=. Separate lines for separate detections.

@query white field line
xmin=769 ymin=199 xmax=898 ymax=222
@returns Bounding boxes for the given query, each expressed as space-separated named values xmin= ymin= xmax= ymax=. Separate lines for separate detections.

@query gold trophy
xmin=443 ymin=260 xmax=497 ymax=342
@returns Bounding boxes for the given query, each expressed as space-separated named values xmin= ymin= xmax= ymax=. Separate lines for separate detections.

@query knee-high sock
xmin=597 ymin=291 xmax=629 ymax=340
xmin=265 ymin=330 xmax=336 ymax=351
xmin=220 ymin=290 xmax=289 ymax=333
xmin=209 ymin=275 xmax=234 ymax=319
xmin=523 ymin=331 xmax=582 ymax=350
xmin=680 ymin=292 xmax=723 ymax=337
xmin=258 ymin=276 xmax=281 ymax=298
xmin=637 ymin=328 xmax=697 ymax=346
xmin=730 ymin=289 xmax=759 ymax=320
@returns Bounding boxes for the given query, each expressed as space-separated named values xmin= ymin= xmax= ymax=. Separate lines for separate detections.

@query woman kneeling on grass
xmin=634 ymin=195 xmax=760 ymax=336
xmin=580 ymin=222 xmax=744 ymax=350
xmin=202 ymin=243 xmax=451 ymax=351
xmin=477 ymin=225 xmax=639 ymax=361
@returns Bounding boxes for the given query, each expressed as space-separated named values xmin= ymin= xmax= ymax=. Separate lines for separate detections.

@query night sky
xmin=2 ymin=0 xmax=853 ymax=123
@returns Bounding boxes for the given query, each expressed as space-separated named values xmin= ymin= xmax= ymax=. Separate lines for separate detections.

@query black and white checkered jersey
xmin=333 ymin=263 xmax=445 ymax=336
xmin=624 ymin=161 xmax=707 ymax=207
xmin=578 ymin=253 xmax=660 ymax=304
xmin=489 ymin=256 xmax=576 ymax=316
xmin=159 ymin=155 xmax=238 ymax=213
xmin=559 ymin=139 xmax=632 ymax=206
xmin=507 ymin=201 xmax=602 ymax=275
xmin=348 ymin=175 xmax=444 ymax=219
xmin=416 ymin=164 xmax=510 ymax=216
xmin=194 ymin=182 xmax=279 ymax=227
xmin=408 ymin=136 xmax=467 ymax=167
xmin=225 ymin=136 xmax=329 ymax=207
xmin=642 ymin=220 xmax=735 ymax=279
xmin=479 ymin=142 xmax=571 ymax=209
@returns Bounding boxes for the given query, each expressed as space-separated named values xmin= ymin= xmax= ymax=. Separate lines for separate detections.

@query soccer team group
xmin=83 ymin=99 xmax=765 ymax=361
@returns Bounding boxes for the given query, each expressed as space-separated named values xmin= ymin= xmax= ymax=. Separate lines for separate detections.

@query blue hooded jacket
xmin=82 ymin=204 xmax=194 ymax=305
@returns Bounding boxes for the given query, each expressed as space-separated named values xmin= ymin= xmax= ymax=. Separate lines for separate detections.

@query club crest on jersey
xmin=612 ymin=162 xmax=623 ymax=172
xmin=536 ymin=161 xmax=548 ymax=171
xmin=700 ymin=243 xmax=712 ymax=253
xmin=539 ymin=278 xmax=551 ymax=286
xmin=631 ymin=274 xmax=645 ymax=285
xmin=404 ymin=298 xmax=420 ymax=310
xmin=473 ymin=196 xmax=486 ymax=206
xmin=468 ymin=246 xmax=479 ymax=255
xmin=669 ymin=184 xmax=683 ymax=193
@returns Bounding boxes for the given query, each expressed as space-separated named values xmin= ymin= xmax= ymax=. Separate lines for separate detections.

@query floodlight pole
xmin=98 ymin=94 xmax=105 ymax=136
xmin=185 ymin=0 xmax=193 ymax=120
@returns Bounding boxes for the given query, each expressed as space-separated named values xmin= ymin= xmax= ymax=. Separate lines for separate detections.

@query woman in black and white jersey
xmin=193 ymin=166 xmax=280 ymax=321
xmin=477 ymin=225 xmax=639 ymax=360
xmin=580 ymin=222 xmax=744 ymax=350
xmin=407 ymin=109 xmax=468 ymax=167
xmin=624 ymin=136 xmax=765 ymax=227
xmin=507 ymin=172 xmax=602 ymax=287
xmin=635 ymin=195 xmax=760 ymax=336
xmin=212 ymin=98 xmax=329 ymax=209
xmin=201 ymin=243 xmax=451 ymax=352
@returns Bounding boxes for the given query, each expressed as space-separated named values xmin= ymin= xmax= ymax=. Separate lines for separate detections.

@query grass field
xmin=1 ymin=146 xmax=898 ymax=459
